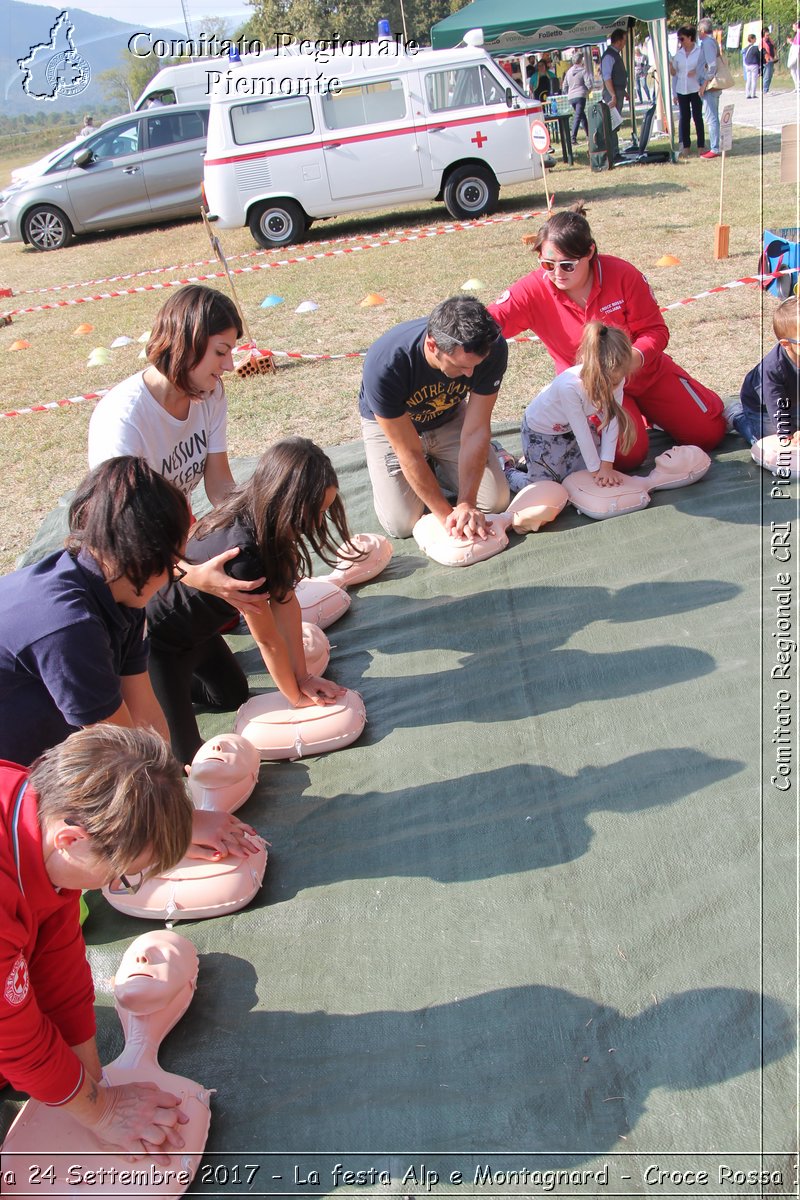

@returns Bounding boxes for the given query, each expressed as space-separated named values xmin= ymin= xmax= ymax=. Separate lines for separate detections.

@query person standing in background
xmin=563 ymin=52 xmax=594 ymax=142
xmin=788 ymin=23 xmax=800 ymax=91
xmin=600 ymin=28 xmax=628 ymax=160
xmin=634 ymin=47 xmax=651 ymax=104
xmin=698 ymin=19 xmax=721 ymax=159
xmin=761 ymin=28 xmax=776 ymax=93
xmin=670 ymin=26 xmax=706 ymax=157
xmin=742 ymin=33 xmax=761 ymax=98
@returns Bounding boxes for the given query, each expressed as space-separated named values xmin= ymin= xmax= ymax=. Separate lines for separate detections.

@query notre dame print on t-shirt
xmin=407 ymin=379 xmax=470 ymax=426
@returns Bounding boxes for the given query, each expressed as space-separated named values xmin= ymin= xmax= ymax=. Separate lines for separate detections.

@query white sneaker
xmin=723 ymin=399 xmax=743 ymax=433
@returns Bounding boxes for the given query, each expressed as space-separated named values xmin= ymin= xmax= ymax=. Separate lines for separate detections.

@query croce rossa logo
xmin=18 ymin=10 xmax=92 ymax=101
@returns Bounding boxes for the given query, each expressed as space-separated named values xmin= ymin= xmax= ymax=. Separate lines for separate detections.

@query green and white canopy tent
xmin=430 ymin=0 xmax=674 ymax=146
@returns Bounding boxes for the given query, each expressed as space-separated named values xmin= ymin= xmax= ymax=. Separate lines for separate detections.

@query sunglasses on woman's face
xmin=539 ymin=258 xmax=581 ymax=274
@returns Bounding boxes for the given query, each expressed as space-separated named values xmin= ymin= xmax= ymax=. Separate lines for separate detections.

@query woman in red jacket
xmin=488 ymin=203 xmax=726 ymax=469
xmin=0 ymin=726 xmax=192 ymax=1159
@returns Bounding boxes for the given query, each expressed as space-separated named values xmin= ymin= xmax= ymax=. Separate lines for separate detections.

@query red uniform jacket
xmin=488 ymin=254 xmax=670 ymax=391
xmin=0 ymin=761 xmax=95 ymax=1103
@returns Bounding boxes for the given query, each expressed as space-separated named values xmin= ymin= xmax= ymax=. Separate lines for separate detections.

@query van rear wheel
xmin=248 ymin=200 xmax=306 ymax=248
xmin=442 ymin=166 xmax=499 ymax=220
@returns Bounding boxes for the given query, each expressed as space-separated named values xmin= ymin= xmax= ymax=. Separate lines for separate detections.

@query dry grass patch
xmin=0 ymin=122 xmax=788 ymax=573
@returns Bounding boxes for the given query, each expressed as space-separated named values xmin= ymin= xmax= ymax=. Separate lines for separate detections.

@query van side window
xmin=231 ymin=97 xmax=314 ymax=145
xmin=146 ymin=109 xmax=208 ymax=149
xmin=425 ymin=66 xmax=504 ymax=111
xmin=322 ymin=79 xmax=406 ymax=130
xmin=480 ymin=65 xmax=506 ymax=105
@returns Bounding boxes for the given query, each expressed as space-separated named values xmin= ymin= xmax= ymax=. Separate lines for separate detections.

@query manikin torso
xmin=1 ymin=931 xmax=211 ymax=1198
xmin=413 ymin=480 xmax=570 ymax=566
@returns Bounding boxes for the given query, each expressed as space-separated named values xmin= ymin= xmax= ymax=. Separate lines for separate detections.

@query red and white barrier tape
xmin=0 ymin=390 xmax=108 ymax=419
xmin=9 ymin=210 xmax=547 ymax=302
xmin=659 ymin=275 xmax=784 ymax=311
xmin=0 ymin=269 xmax=790 ymax=418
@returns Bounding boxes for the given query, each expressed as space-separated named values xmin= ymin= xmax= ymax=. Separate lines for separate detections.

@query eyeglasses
xmin=539 ymin=258 xmax=581 ymax=274
xmin=107 ymin=872 xmax=145 ymax=896
xmin=171 ymin=562 xmax=187 ymax=583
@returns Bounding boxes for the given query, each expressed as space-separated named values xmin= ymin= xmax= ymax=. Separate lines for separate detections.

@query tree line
xmin=90 ymin=0 xmax=798 ymax=112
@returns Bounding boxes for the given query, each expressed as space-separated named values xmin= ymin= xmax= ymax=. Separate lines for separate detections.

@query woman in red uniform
xmin=488 ymin=203 xmax=726 ymax=470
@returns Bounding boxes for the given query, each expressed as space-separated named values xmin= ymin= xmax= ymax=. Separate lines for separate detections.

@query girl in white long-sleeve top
xmin=497 ymin=322 xmax=638 ymax=491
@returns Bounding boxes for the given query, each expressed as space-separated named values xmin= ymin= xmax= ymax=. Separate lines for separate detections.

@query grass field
xmin=0 ymin=116 xmax=790 ymax=574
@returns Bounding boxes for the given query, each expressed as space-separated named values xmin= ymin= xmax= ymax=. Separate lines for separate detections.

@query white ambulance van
xmin=134 ymin=50 xmax=293 ymax=110
xmin=202 ymin=38 xmax=543 ymax=248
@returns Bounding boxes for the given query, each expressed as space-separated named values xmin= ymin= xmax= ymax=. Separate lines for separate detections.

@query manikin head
xmin=651 ymin=445 xmax=712 ymax=479
xmin=188 ymin=734 xmax=261 ymax=812
xmin=114 ymin=930 xmax=199 ymax=1017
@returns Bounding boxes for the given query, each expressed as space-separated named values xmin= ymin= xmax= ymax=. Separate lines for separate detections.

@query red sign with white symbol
xmin=530 ymin=120 xmax=551 ymax=154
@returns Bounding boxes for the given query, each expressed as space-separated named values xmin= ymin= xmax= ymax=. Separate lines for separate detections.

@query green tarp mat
xmin=1 ymin=428 xmax=796 ymax=1196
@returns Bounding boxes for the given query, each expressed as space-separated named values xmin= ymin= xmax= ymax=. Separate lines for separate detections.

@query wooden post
xmin=714 ymin=148 xmax=730 ymax=258
xmin=713 ymin=105 xmax=734 ymax=259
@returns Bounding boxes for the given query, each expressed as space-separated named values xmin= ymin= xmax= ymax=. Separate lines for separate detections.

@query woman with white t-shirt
xmin=670 ymin=26 xmax=706 ymax=156
xmin=88 ymin=284 xmax=266 ymax=615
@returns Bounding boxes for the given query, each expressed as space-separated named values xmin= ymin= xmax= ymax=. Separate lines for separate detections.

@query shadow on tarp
xmin=102 ymin=954 xmax=790 ymax=1164
xmin=2 ymin=970 xmax=791 ymax=1171
xmin=258 ymin=748 xmax=743 ymax=901
xmin=314 ymin=581 xmax=735 ymax=739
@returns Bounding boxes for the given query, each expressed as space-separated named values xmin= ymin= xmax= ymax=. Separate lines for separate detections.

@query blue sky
xmin=19 ymin=0 xmax=253 ymax=32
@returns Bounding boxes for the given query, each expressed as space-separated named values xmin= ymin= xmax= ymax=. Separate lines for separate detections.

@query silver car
xmin=0 ymin=104 xmax=209 ymax=251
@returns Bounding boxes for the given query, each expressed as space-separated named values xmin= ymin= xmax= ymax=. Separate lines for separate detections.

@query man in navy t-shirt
xmin=358 ymin=296 xmax=510 ymax=539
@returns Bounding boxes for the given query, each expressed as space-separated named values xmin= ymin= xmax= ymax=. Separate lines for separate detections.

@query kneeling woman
xmin=488 ymin=202 xmax=726 ymax=470
xmin=146 ymin=438 xmax=354 ymax=764
xmin=0 ymin=457 xmax=256 ymax=861
xmin=0 ymin=457 xmax=188 ymax=769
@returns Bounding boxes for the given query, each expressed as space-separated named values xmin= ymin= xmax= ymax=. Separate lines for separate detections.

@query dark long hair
xmin=67 ymin=456 xmax=190 ymax=595
xmin=192 ymin=438 xmax=354 ymax=601
xmin=524 ymin=200 xmax=596 ymax=261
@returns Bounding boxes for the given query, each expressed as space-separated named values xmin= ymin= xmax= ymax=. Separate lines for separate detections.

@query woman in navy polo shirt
xmin=0 ymin=457 xmax=257 ymax=861
xmin=0 ymin=457 xmax=186 ymax=769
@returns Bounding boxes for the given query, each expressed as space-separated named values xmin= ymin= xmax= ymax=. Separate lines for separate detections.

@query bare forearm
xmin=70 ymin=1038 xmax=102 ymax=1084
xmin=457 ymin=431 xmax=491 ymax=508
xmin=246 ymin=614 xmax=304 ymax=705
xmin=120 ymin=678 xmax=171 ymax=744
xmin=396 ymin=448 xmax=451 ymax=521
xmin=269 ymin=594 xmax=307 ymax=679
xmin=62 ymin=1067 xmax=109 ymax=1127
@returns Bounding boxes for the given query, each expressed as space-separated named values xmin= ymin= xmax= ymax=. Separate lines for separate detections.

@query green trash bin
xmin=587 ymin=98 xmax=614 ymax=171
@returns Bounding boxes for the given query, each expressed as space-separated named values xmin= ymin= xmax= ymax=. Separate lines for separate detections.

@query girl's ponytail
xmin=577 ymin=322 xmax=637 ymax=453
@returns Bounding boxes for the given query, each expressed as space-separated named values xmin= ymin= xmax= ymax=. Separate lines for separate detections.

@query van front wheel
xmin=442 ymin=166 xmax=499 ymax=220
xmin=248 ymin=200 xmax=306 ymax=249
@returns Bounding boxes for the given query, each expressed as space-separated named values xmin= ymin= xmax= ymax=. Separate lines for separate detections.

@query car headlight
xmin=0 ymin=184 xmax=22 ymax=206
